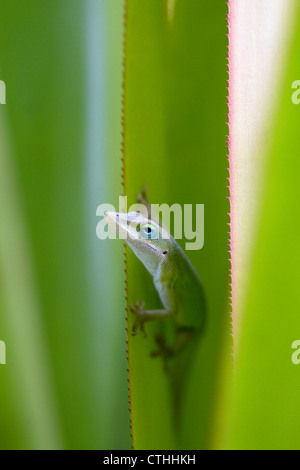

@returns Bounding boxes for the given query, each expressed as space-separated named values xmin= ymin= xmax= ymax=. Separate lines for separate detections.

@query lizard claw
xmin=137 ymin=186 xmax=148 ymax=205
xmin=130 ymin=301 xmax=147 ymax=338
xmin=151 ymin=334 xmax=173 ymax=374
xmin=151 ymin=334 xmax=173 ymax=358
xmin=137 ymin=186 xmax=152 ymax=220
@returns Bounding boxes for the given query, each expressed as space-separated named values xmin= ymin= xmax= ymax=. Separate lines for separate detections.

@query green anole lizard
xmin=104 ymin=191 xmax=206 ymax=416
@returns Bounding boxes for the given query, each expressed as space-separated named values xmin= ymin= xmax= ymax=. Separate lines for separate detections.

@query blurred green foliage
xmin=0 ymin=0 xmax=130 ymax=450
xmin=223 ymin=3 xmax=300 ymax=450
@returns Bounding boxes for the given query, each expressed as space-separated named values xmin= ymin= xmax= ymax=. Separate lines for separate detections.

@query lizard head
xmin=105 ymin=211 xmax=172 ymax=276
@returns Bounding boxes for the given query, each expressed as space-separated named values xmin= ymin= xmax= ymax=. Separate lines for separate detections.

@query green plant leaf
xmin=0 ymin=110 xmax=62 ymax=451
xmin=123 ymin=0 xmax=229 ymax=449
xmin=219 ymin=0 xmax=300 ymax=450
xmin=0 ymin=0 xmax=130 ymax=449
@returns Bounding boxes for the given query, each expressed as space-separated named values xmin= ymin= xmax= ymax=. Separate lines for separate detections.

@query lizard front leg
xmin=130 ymin=301 xmax=175 ymax=337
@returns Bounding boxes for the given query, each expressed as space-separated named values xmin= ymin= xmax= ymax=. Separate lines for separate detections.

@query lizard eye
xmin=140 ymin=223 xmax=158 ymax=239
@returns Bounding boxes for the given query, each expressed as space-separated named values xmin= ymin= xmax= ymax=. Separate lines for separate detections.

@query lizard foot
xmin=151 ymin=334 xmax=174 ymax=359
xmin=130 ymin=301 xmax=147 ymax=338
xmin=137 ymin=185 xmax=149 ymax=206
xmin=137 ymin=186 xmax=152 ymax=220
xmin=151 ymin=327 xmax=196 ymax=370
xmin=151 ymin=334 xmax=174 ymax=374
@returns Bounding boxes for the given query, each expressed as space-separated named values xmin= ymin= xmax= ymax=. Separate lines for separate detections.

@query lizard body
xmin=105 ymin=207 xmax=205 ymax=349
